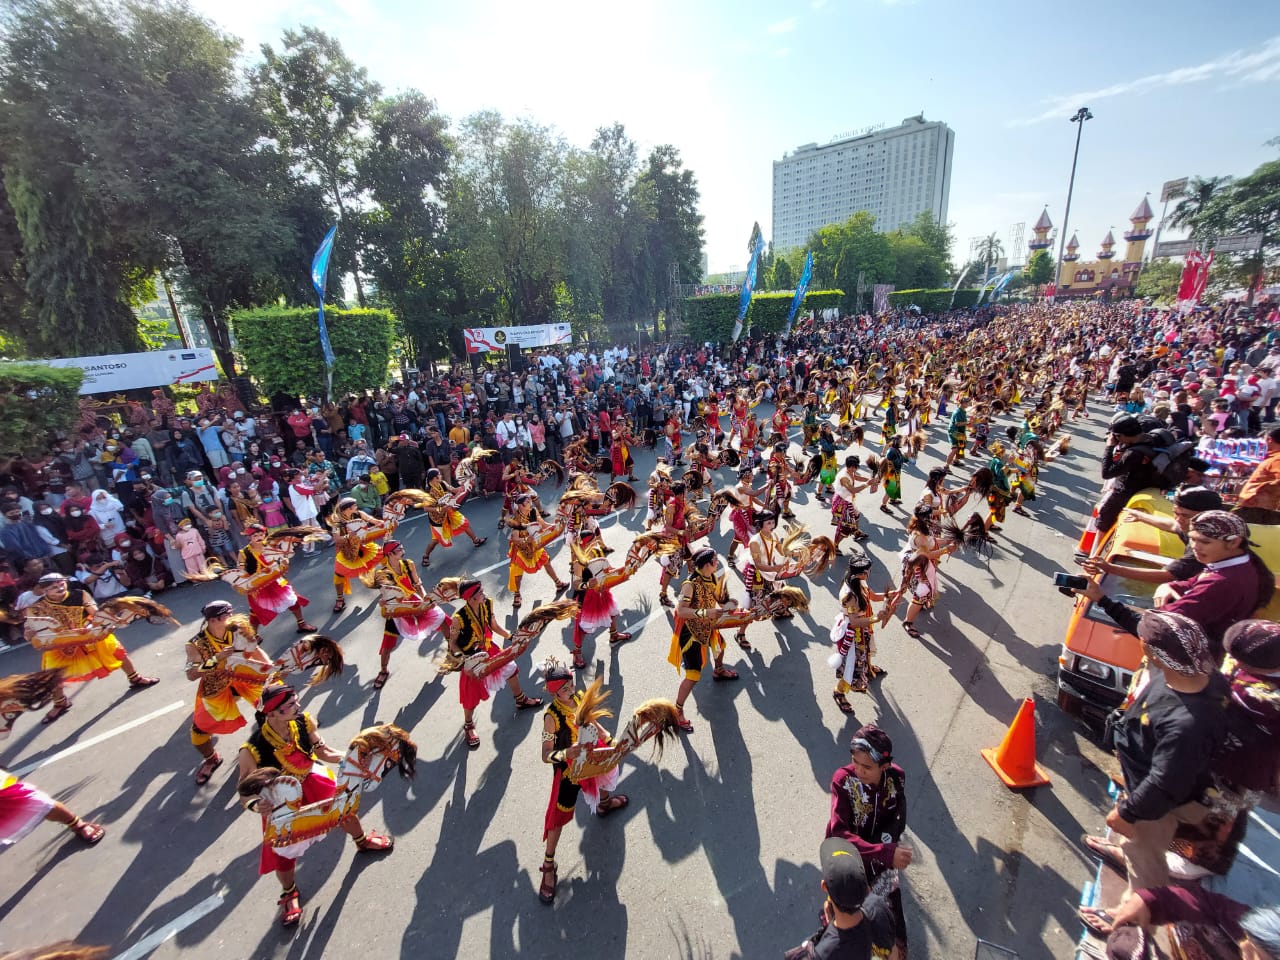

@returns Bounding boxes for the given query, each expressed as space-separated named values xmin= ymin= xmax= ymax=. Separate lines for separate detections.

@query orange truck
xmin=1056 ymin=490 xmax=1280 ymax=719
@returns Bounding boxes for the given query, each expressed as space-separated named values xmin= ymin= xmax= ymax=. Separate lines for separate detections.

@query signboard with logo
xmin=1160 ymin=178 xmax=1189 ymax=203
xmin=463 ymin=324 xmax=571 ymax=354
xmin=1154 ymin=234 xmax=1263 ymax=259
xmin=46 ymin=348 xmax=219 ymax=395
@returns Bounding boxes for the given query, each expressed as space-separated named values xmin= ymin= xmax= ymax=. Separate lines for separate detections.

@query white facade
xmin=771 ymin=114 xmax=954 ymax=251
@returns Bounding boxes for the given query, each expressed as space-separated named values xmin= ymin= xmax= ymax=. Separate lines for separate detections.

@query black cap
xmin=202 ymin=599 xmax=235 ymax=619
xmin=1110 ymin=414 xmax=1143 ymax=437
xmin=820 ymin=837 xmax=868 ymax=912
xmin=1172 ymin=486 xmax=1223 ymax=512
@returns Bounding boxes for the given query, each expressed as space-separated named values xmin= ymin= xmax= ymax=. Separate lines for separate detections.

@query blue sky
xmin=192 ymin=0 xmax=1280 ymax=273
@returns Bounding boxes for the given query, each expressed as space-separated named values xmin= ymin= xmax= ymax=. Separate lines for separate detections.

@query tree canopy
xmin=0 ymin=0 xmax=705 ymax=383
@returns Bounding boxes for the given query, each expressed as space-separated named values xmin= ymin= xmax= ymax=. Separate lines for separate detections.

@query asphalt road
xmin=0 ymin=403 xmax=1118 ymax=960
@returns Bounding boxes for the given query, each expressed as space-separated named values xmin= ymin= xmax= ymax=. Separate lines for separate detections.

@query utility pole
xmin=1053 ymin=107 xmax=1093 ymax=299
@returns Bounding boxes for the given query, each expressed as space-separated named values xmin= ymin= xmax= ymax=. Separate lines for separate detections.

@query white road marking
xmin=13 ymin=699 xmax=186 ymax=779
xmin=110 ymin=892 xmax=225 ymax=960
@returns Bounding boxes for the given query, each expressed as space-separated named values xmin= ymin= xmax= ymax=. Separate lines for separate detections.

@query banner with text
xmin=47 ymin=349 xmax=219 ymax=395
xmin=463 ymin=324 xmax=572 ymax=354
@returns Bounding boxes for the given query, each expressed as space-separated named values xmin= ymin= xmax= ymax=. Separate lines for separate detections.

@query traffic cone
xmin=1076 ymin=506 xmax=1100 ymax=556
xmin=981 ymin=697 xmax=1051 ymax=789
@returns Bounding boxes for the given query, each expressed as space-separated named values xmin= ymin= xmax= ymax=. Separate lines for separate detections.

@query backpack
xmin=1133 ymin=429 xmax=1196 ymax=488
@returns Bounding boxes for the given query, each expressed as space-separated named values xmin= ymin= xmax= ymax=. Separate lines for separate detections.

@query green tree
xmin=975 ymin=232 xmax=1004 ymax=279
xmin=636 ymin=144 xmax=704 ymax=332
xmin=1197 ymin=159 xmax=1280 ymax=304
xmin=1168 ymin=176 xmax=1233 ymax=236
xmin=772 ymin=255 xmax=794 ymax=291
xmin=255 ymin=27 xmax=382 ymax=306
xmin=808 ymin=211 xmax=894 ymax=313
xmin=1026 ymin=249 xmax=1054 ymax=285
xmin=357 ymin=91 xmax=454 ymax=364
xmin=0 ymin=362 xmax=83 ymax=453
xmin=1134 ymin=259 xmax=1182 ymax=302
xmin=449 ymin=112 xmax=569 ymax=326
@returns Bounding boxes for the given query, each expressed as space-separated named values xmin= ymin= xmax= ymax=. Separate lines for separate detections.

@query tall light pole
xmin=1053 ymin=107 xmax=1093 ymax=299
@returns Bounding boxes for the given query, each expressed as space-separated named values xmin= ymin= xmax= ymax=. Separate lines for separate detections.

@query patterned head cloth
xmin=1224 ymin=619 xmax=1280 ymax=674
xmin=459 ymin=579 xmax=483 ymax=600
xmin=1136 ymin=610 xmax=1215 ymax=676
xmin=849 ymin=723 xmax=894 ymax=764
xmin=1190 ymin=510 xmax=1249 ymax=543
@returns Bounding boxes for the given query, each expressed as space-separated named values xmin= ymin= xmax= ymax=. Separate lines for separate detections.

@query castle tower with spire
xmin=1028 ymin=208 xmax=1054 ymax=251
xmin=1063 ymin=233 xmax=1080 ymax=262
xmin=1097 ymin=231 xmax=1116 ymax=260
xmin=1123 ymin=196 xmax=1154 ymax=262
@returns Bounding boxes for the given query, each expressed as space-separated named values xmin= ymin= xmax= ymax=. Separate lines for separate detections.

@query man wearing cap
xmin=1081 ymin=610 xmax=1228 ymax=894
xmin=186 ymin=599 xmax=272 ymax=785
xmin=1079 ymin=414 xmax=1163 ymax=559
xmin=784 ymin=837 xmax=895 ymax=960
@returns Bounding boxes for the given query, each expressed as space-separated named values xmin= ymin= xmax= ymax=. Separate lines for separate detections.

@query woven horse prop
xmin=462 ymin=599 xmax=581 ymax=682
xmin=238 ymin=724 xmax=417 ymax=855
xmin=210 ymin=615 xmax=343 ymax=688
xmin=564 ymin=679 xmax=682 ymax=790
xmin=24 ymin=597 xmax=178 ymax=651
xmin=0 ymin=668 xmax=64 ymax=736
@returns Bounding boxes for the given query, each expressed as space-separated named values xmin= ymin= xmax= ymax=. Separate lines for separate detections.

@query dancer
xmin=234 ymin=525 xmax=317 ymax=633
xmin=765 ymin=441 xmax=803 ymax=519
xmin=24 ymin=573 xmax=158 ymax=724
xmin=727 ymin=466 xmax=766 ymax=564
xmin=829 ymin=550 xmax=889 ymax=712
xmin=889 ymin=505 xmax=956 ymax=639
xmin=508 ymin=519 xmax=569 ymax=609
xmin=537 ymin=663 xmax=628 ymax=905
xmin=734 ymin=510 xmax=789 ymax=652
xmin=945 ymin=398 xmax=968 ymax=467
xmin=186 ymin=599 xmax=272 ymax=785
xmin=1 ymin=767 xmax=105 ymax=848
xmin=813 ymin=424 xmax=838 ymax=504
xmin=567 ymin=541 xmax=632 ymax=670
xmin=329 ymin=496 xmax=395 ymax=613
xmin=445 ymin=579 xmax=542 ymax=749
xmin=831 ymin=456 xmax=872 ymax=552
xmin=656 ymin=481 xmax=692 ymax=608
xmin=878 ymin=435 xmax=905 ymax=513
xmin=669 ymin=547 xmax=740 ymax=732
xmin=236 ymin=684 xmax=393 ymax=927
xmin=373 ymin=541 xmax=448 ymax=689
xmin=609 ymin=424 xmax=639 ymax=482
xmin=421 ymin=468 xmax=486 ymax=568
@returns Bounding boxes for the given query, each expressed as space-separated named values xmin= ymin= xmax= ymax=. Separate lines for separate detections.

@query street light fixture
xmin=1053 ymin=107 xmax=1093 ymax=300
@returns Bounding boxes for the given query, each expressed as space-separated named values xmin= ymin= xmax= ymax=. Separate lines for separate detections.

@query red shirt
xmin=597 ymin=410 xmax=611 ymax=432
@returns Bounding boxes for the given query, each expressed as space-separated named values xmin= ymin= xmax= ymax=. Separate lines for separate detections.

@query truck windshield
xmin=1084 ymin=570 xmax=1159 ymax=627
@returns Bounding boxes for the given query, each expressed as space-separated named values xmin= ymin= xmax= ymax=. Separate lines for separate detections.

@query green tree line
xmin=0 ymin=0 xmax=705 ymax=374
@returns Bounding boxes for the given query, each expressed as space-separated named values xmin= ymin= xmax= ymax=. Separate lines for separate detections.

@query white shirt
xmin=495 ymin=419 xmax=519 ymax=450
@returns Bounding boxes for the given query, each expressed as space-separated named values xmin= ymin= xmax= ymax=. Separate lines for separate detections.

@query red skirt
xmin=577 ymin=587 xmax=619 ymax=634
xmin=257 ymin=771 xmax=336 ymax=874
xmin=249 ymin=578 xmax=305 ymax=626
xmin=458 ymin=642 xmax=516 ymax=710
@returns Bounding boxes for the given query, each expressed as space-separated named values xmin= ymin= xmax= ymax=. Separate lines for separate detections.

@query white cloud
xmin=767 ymin=17 xmax=797 ymax=34
xmin=1011 ymin=35 xmax=1280 ymax=126
xmin=810 ymin=0 xmax=829 ymax=7
xmin=772 ymin=47 xmax=792 ymax=59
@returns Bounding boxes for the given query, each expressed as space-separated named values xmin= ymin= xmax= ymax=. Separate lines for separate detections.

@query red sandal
xmin=278 ymin=885 xmax=302 ymax=927
xmin=538 ymin=858 xmax=557 ymax=904
xmin=353 ymin=830 xmax=394 ymax=853
xmin=463 ymin=722 xmax=480 ymax=750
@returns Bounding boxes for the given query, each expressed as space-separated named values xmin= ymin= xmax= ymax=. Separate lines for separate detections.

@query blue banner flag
xmin=311 ymin=226 xmax=338 ymax=368
xmin=732 ymin=234 xmax=765 ymax=342
xmin=783 ymin=252 xmax=813 ymax=335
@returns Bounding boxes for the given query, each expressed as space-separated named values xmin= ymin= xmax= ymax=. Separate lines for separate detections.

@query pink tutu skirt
xmin=0 ymin=772 xmax=54 ymax=847
xmin=578 ymin=587 xmax=619 ymax=634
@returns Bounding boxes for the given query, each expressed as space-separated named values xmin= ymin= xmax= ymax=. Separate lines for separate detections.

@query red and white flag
xmin=1177 ymin=249 xmax=1213 ymax=315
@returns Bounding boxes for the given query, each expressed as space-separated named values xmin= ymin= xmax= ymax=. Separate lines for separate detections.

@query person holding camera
xmin=1078 ymin=414 xmax=1162 ymax=559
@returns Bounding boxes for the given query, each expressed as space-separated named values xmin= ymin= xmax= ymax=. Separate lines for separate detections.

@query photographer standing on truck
xmin=1078 ymin=414 xmax=1163 ymax=560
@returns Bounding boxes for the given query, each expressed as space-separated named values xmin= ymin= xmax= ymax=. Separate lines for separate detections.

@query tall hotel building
xmin=771 ymin=114 xmax=955 ymax=251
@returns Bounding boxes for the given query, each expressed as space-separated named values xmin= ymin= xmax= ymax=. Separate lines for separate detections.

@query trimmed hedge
xmin=231 ymin=307 xmax=395 ymax=398
xmin=887 ymin=288 xmax=981 ymax=312
xmin=0 ymin=362 xmax=84 ymax=454
xmin=680 ymin=288 xmax=846 ymax=342
xmin=801 ymin=289 xmax=843 ymax=311
xmin=748 ymin=292 xmax=793 ymax=334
